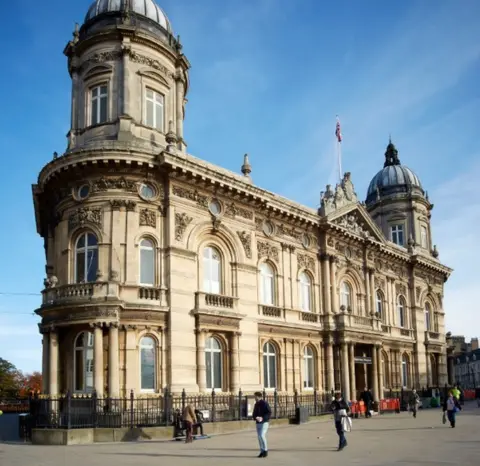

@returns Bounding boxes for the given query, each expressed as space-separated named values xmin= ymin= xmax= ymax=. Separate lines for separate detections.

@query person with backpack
xmin=443 ymin=390 xmax=461 ymax=428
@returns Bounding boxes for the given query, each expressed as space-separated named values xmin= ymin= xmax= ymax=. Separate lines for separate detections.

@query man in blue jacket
xmin=252 ymin=391 xmax=272 ymax=458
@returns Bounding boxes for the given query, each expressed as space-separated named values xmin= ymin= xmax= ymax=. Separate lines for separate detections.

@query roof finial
xmin=241 ymin=154 xmax=252 ymax=181
xmin=384 ymin=138 xmax=401 ymax=168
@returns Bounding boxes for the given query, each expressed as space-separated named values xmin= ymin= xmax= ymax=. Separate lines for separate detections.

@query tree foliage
xmin=0 ymin=358 xmax=42 ymax=398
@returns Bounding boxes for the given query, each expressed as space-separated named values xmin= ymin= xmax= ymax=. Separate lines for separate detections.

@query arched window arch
xmin=303 ymin=346 xmax=315 ymax=389
xmin=259 ymin=262 xmax=275 ymax=306
xmin=75 ymin=232 xmax=98 ymax=283
xmin=376 ymin=291 xmax=384 ymax=320
xmin=397 ymin=297 xmax=406 ymax=328
xmin=140 ymin=336 xmax=156 ymax=392
xmin=74 ymin=331 xmax=94 ymax=392
xmin=203 ymin=246 xmax=222 ymax=294
xmin=205 ymin=337 xmax=222 ymax=390
xmin=425 ymin=302 xmax=431 ymax=331
xmin=139 ymin=238 xmax=155 ymax=286
xmin=299 ymin=272 xmax=312 ymax=312
xmin=401 ymin=353 xmax=409 ymax=388
xmin=263 ymin=342 xmax=277 ymax=389
xmin=340 ymin=281 xmax=352 ymax=309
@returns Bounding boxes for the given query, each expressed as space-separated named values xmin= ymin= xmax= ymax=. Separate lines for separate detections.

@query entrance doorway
xmin=354 ymin=345 xmax=373 ymax=400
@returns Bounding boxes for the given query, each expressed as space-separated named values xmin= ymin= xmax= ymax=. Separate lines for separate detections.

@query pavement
xmin=1 ymin=403 xmax=479 ymax=466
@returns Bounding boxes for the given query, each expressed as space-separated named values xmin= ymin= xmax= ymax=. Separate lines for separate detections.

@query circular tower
xmin=365 ymin=140 xmax=438 ymax=257
xmin=33 ymin=0 xmax=189 ymax=397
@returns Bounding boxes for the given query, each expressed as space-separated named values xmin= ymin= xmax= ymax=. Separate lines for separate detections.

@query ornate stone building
xmin=32 ymin=0 xmax=452 ymax=400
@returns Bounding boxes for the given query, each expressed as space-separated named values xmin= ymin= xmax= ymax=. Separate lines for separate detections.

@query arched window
xmin=75 ymin=232 xmax=98 ymax=283
xmin=74 ymin=331 xmax=94 ymax=392
xmin=401 ymin=354 xmax=409 ymax=388
xmin=140 ymin=336 xmax=156 ymax=392
xmin=205 ymin=337 xmax=222 ymax=390
xmin=259 ymin=262 xmax=275 ymax=306
xmin=376 ymin=291 xmax=383 ymax=319
xmin=263 ymin=342 xmax=277 ymax=389
xmin=303 ymin=346 xmax=315 ymax=389
xmin=340 ymin=282 xmax=351 ymax=309
xmin=299 ymin=272 xmax=312 ymax=311
xmin=203 ymin=246 xmax=221 ymax=294
xmin=139 ymin=239 xmax=155 ymax=286
xmin=425 ymin=303 xmax=431 ymax=331
xmin=397 ymin=297 xmax=406 ymax=328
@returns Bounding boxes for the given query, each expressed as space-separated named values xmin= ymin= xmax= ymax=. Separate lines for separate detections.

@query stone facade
xmin=32 ymin=2 xmax=452 ymax=399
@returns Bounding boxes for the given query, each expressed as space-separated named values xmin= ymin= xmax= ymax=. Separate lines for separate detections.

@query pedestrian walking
xmin=182 ymin=404 xmax=196 ymax=443
xmin=330 ymin=392 xmax=350 ymax=451
xmin=252 ymin=391 xmax=271 ymax=458
xmin=360 ymin=387 xmax=373 ymax=418
xmin=443 ymin=391 xmax=461 ymax=428
xmin=408 ymin=389 xmax=421 ymax=418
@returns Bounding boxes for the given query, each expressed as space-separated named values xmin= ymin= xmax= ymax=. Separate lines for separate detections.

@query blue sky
xmin=0 ymin=0 xmax=479 ymax=373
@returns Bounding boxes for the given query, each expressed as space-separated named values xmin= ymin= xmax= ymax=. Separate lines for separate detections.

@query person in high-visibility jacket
xmin=452 ymin=386 xmax=461 ymax=400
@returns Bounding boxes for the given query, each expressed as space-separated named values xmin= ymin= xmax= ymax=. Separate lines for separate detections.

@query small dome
xmin=366 ymin=141 xmax=424 ymax=205
xmin=85 ymin=0 xmax=172 ymax=33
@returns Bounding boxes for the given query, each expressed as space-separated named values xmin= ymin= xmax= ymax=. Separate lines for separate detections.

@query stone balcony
xmin=258 ymin=305 xmax=322 ymax=327
xmin=425 ymin=330 xmax=442 ymax=342
xmin=334 ymin=312 xmax=382 ymax=332
xmin=258 ymin=304 xmax=284 ymax=319
xmin=381 ymin=324 xmax=414 ymax=339
xmin=42 ymin=282 xmax=119 ymax=307
xmin=195 ymin=292 xmax=239 ymax=312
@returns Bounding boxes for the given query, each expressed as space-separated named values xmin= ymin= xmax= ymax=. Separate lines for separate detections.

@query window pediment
xmin=138 ymin=69 xmax=170 ymax=87
xmin=84 ymin=65 xmax=113 ymax=80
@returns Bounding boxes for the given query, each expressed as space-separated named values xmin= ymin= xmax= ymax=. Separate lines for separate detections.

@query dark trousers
xmin=335 ymin=421 xmax=346 ymax=448
xmin=184 ymin=421 xmax=193 ymax=443
xmin=365 ymin=401 xmax=372 ymax=417
xmin=447 ymin=411 xmax=456 ymax=428
xmin=411 ymin=406 xmax=417 ymax=418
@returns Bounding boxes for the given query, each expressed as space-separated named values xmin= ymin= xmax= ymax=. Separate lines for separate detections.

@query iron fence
xmin=27 ymin=388 xmax=333 ymax=431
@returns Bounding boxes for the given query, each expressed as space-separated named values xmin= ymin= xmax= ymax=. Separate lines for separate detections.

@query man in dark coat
xmin=360 ymin=387 xmax=373 ymax=418
xmin=330 ymin=392 xmax=350 ymax=451
xmin=252 ymin=391 xmax=272 ymax=458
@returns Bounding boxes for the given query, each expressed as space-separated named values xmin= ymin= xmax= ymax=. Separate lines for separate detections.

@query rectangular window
xmin=421 ymin=226 xmax=428 ymax=248
xmin=140 ymin=249 xmax=155 ymax=286
xmin=75 ymin=350 xmax=84 ymax=392
xmin=145 ymin=88 xmax=164 ymax=130
xmin=141 ymin=347 xmax=155 ymax=391
xmin=304 ymin=358 xmax=314 ymax=389
xmin=91 ymin=85 xmax=108 ymax=125
xmin=390 ymin=224 xmax=404 ymax=246
xmin=261 ymin=275 xmax=274 ymax=305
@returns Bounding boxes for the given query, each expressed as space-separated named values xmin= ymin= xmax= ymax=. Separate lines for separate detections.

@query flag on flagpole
xmin=335 ymin=116 xmax=342 ymax=142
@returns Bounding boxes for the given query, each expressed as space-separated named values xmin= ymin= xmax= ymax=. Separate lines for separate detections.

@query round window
xmin=209 ymin=199 xmax=222 ymax=216
xmin=139 ymin=183 xmax=156 ymax=200
xmin=263 ymin=221 xmax=274 ymax=236
xmin=77 ymin=185 xmax=90 ymax=200
xmin=345 ymin=247 xmax=352 ymax=259
xmin=302 ymin=234 xmax=311 ymax=249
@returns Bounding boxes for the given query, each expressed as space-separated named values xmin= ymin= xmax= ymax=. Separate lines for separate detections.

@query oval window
xmin=77 ymin=185 xmax=90 ymax=200
xmin=140 ymin=183 xmax=156 ymax=200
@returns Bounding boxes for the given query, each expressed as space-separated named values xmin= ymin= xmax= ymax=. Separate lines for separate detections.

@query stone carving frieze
xmin=225 ymin=203 xmax=253 ymax=220
xmin=332 ymin=213 xmax=369 ymax=238
xmin=92 ymin=177 xmax=138 ymax=193
xmin=175 ymin=212 xmax=193 ymax=241
xmin=78 ymin=50 xmax=123 ymax=73
xmin=297 ymin=253 xmax=315 ymax=272
xmin=127 ymin=50 xmax=174 ymax=79
xmin=374 ymin=277 xmax=385 ymax=291
xmin=139 ymin=209 xmax=156 ymax=227
xmin=257 ymin=241 xmax=279 ymax=262
xmin=254 ymin=216 xmax=304 ymax=242
xmin=415 ymin=286 xmax=422 ymax=303
xmin=236 ymin=231 xmax=252 ymax=258
xmin=69 ymin=207 xmax=102 ymax=230
xmin=320 ymin=172 xmax=358 ymax=215
xmin=395 ymin=282 xmax=408 ymax=297
xmin=172 ymin=186 xmax=208 ymax=208
xmin=110 ymin=199 xmax=137 ymax=211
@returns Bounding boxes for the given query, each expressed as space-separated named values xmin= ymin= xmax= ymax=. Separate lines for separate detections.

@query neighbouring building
xmin=32 ymin=0 xmax=452 ymax=401
xmin=447 ymin=335 xmax=480 ymax=387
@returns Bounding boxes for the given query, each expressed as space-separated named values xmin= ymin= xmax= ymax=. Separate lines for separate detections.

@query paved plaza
xmin=1 ymin=403 xmax=479 ymax=466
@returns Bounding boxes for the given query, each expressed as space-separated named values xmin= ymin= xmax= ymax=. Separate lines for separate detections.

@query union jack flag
xmin=335 ymin=117 xmax=342 ymax=142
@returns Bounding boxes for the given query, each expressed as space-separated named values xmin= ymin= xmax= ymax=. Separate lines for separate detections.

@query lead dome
xmin=85 ymin=0 xmax=172 ymax=33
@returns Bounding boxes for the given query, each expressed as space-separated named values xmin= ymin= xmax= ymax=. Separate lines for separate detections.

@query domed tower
xmin=32 ymin=1 xmax=190 ymax=397
xmin=365 ymin=140 xmax=437 ymax=256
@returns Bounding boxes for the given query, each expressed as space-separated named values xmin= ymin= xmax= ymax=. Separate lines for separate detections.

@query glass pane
xmin=76 ymin=332 xmax=84 ymax=348
xmin=100 ymin=85 xmax=108 ymax=95
xmin=141 ymin=346 xmax=155 ymax=390
xmin=87 ymin=233 xmax=97 ymax=247
xmin=87 ymin=332 xmax=94 ymax=347
xmin=100 ymin=96 xmax=107 ymax=123
xmin=155 ymin=102 xmax=163 ymax=130
xmin=92 ymin=87 xmax=98 ymax=98
xmin=146 ymin=100 xmax=154 ymax=126
xmin=213 ymin=351 xmax=222 ymax=389
xmin=141 ymin=336 xmax=155 ymax=348
xmin=155 ymin=92 xmax=164 ymax=104
xmin=203 ymin=256 xmax=211 ymax=292
xmin=75 ymin=350 xmax=84 ymax=391
xmin=146 ymin=88 xmax=154 ymax=100
xmin=86 ymin=249 xmax=98 ymax=283
xmin=205 ymin=352 xmax=212 ymax=389
xmin=76 ymin=251 xmax=85 ymax=282
xmin=307 ymin=357 xmax=314 ymax=388
xmin=77 ymin=234 xmax=85 ymax=249
xmin=91 ymin=98 xmax=98 ymax=125
xmin=268 ymin=355 xmax=276 ymax=389
xmin=140 ymin=248 xmax=154 ymax=285
xmin=263 ymin=354 xmax=268 ymax=388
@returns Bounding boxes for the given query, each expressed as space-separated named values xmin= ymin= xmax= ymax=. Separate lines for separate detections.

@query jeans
xmin=335 ymin=420 xmax=346 ymax=447
xmin=256 ymin=422 xmax=269 ymax=452
xmin=447 ymin=410 xmax=456 ymax=427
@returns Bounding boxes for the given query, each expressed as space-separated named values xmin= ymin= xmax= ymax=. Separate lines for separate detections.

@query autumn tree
xmin=0 ymin=358 xmax=22 ymax=397
xmin=18 ymin=372 xmax=42 ymax=396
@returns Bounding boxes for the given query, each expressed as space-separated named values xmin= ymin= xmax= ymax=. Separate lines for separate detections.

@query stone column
xmin=93 ymin=324 xmax=104 ymax=397
xmin=330 ymin=256 xmax=338 ymax=313
xmin=42 ymin=331 xmax=49 ymax=393
xmin=121 ymin=42 xmax=131 ymax=116
xmin=349 ymin=342 xmax=356 ymax=401
xmin=390 ymin=280 xmax=396 ymax=326
xmin=372 ymin=344 xmax=380 ymax=401
xmin=317 ymin=345 xmax=323 ymax=392
xmin=322 ymin=255 xmax=331 ymax=314
xmin=341 ymin=342 xmax=351 ymax=401
xmin=176 ymin=77 xmax=185 ymax=141
xmin=196 ymin=330 xmax=206 ymax=392
xmin=326 ymin=340 xmax=335 ymax=391
xmin=377 ymin=345 xmax=384 ymax=400
xmin=108 ymin=323 xmax=120 ymax=397
xmin=230 ymin=332 xmax=241 ymax=392
xmin=369 ymin=269 xmax=376 ymax=316
xmin=364 ymin=267 xmax=371 ymax=315
xmin=49 ymin=328 xmax=59 ymax=395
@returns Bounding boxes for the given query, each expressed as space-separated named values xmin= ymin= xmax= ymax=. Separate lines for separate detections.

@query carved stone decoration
xmin=87 ymin=50 xmax=123 ymax=65
xmin=69 ymin=207 xmax=102 ymax=230
xmin=127 ymin=50 xmax=174 ymax=78
xmin=224 ymin=202 xmax=253 ymax=220
xmin=237 ymin=231 xmax=252 ymax=258
xmin=175 ymin=212 xmax=193 ymax=241
xmin=415 ymin=286 xmax=422 ymax=303
xmin=92 ymin=177 xmax=138 ymax=193
xmin=172 ymin=186 xmax=208 ymax=208
xmin=211 ymin=215 xmax=222 ymax=232
xmin=297 ymin=253 xmax=315 ymax=272
xmin=320 ymin=172 xmax=359 ymax=215
xmin=110 ymin=199 xmax=137 ymax=211
xmin=276 ymin=223 xmax=303 ymax=241
xmin=257 ymin=241 xmax=279 ymax=262
xmin=139 ymin=208 xmax=156 ymax=227
xmin=254 ymin=217 xmax=263 ymax=231
xmin=395 ymin=283 xmax=407 ymax=297
xmin=374 ymin=277 xmax=385 ymax=291
xmin=44 ymin=275 xmax=58 ymax=289
xmin=332 ymin=213 xmax=370 ymax=238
